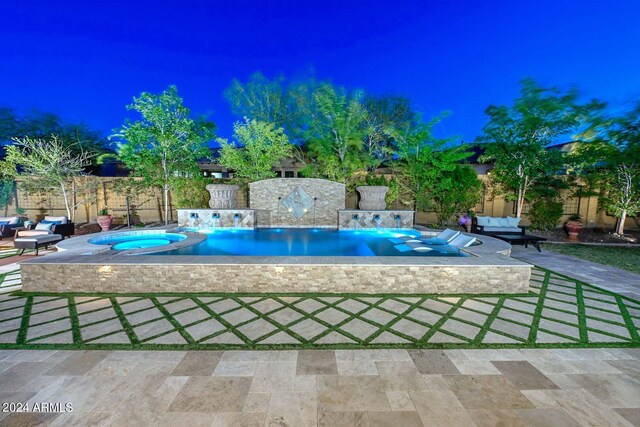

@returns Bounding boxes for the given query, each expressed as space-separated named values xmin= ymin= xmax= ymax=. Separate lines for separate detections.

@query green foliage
xmin=529 ymin=198 xmax=564 ymax=231
xmin=572 ymin=101 xmax=640 ymax=234
xmin=431 ymin=164 xmax=484 ymax=225
xmin=217 ymin=118 xmax=293 ymax=183
xmin=6 ymin=135 xmax=96 ymax=221
xmin=391 ymin=114 xmax=472 ymax=213
xmin=362 ymin=95 xmax=415 ymax=171
xmin=304 ymin=83 xmax=369 ymax=183
xmin=172 ymin=176 xmax=211 ymax=208
xmin=114 ymin=85 xmax=215 ymax=224
xmin=478 ymin=79 xmax=587 ymax=217
xmin=0 ymin=107 xmax=110 ymax=161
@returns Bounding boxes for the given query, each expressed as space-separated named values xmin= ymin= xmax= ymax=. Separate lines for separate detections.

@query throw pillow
xmin=35 ymin=222 xmax=54 ymax=231
xmin=505 ymin=216 xmax=521 ymax=228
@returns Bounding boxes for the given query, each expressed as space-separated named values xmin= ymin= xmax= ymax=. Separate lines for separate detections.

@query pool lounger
xmin=14 ymin=233 xmax=63 ymax=255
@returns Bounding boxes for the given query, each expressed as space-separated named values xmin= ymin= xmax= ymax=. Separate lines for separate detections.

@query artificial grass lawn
xmin=0 ymin=267 xmax=639 ymax=351
xmin=544 ymin=244 xmax=640 ymax=274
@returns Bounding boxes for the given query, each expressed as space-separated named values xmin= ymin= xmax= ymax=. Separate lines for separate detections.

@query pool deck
xmin=19 ymin=229 xmax=532 ymax=294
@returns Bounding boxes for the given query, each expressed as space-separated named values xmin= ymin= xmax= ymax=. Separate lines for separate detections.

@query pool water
xmin=157 ymin=228 xmax=468 ymax=257
xmin=89 ymin=233 xmax=187 ymax=251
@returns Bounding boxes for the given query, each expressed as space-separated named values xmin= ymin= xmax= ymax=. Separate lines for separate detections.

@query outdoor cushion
xmin=15 ymin=234 xmax=62 ymax=244
xmin=35 ymin=222 xmax=54 ymax=231
xmin=44 ymin=216 xmax=68 ymax=224
xmin=476 ymin=216 xmax=491 ymax=227
xmin=0 ymin=221 xmax=8 ymax=226
xmin=17 ymin=230 xmax=52 ymax=237
xmin=0 ymin=216 xmax=20 ymax=225
xmin=40 ymin=220 xmax=62 ymax=225
xmin=505 ymin=216 xmax=521 ymax=227
xmin=495 ymin=217 xmax=511 ymax=227
xmin=482 ymin=226 xmax=522 ymax=233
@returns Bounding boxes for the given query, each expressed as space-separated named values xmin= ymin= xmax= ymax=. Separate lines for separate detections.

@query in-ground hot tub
xmin=19 ymin=227 xmax=532 ymax=295
xmin=89 ymin=232 xmax=187 ymax=251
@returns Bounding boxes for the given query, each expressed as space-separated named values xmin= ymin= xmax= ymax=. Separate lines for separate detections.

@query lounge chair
xmin=437 ymin=234 xmax=477 ymax=254
xmin=13 ymin=230 xmax=62 ymax=255
xmin=422 ymin=228 xmax=461 ymax=245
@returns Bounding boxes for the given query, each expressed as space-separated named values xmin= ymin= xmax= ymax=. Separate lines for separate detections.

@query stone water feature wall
xmin=338 ymin=210 xmax=414 ymax=230
xmin=177 ymin=209 xmax=258 ymax=229
xmin=249 ymin=178 xmax=346 ymax=227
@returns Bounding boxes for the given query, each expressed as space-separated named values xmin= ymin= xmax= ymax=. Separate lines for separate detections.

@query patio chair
xmin=33 ymin=216 xmax=74 ymax=239
xmin=422 ymin=228 xmax=461 ymax=245
xmin=0 ymin=216 xmax=25 ymax=240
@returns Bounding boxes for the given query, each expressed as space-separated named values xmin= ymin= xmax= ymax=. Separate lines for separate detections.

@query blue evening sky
xmin=1 ymin=0 xmax=639 ymax=144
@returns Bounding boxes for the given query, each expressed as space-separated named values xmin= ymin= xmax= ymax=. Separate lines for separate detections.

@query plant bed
xmin=531 ymin=228 xmax=639 ymax=244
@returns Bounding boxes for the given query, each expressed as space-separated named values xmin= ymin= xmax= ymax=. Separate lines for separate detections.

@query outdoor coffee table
xmin=494 ymin=234 xmax=547 ymax=252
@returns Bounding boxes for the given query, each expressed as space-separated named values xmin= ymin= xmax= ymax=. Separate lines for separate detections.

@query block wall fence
xmin=3 ymin=176 xmax=636 ymax=230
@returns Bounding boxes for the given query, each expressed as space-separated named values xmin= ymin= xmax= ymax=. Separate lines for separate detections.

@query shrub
xmin=529 ymin=199 xmax=564 ymax=231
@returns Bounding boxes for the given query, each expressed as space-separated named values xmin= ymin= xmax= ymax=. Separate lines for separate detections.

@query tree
xmin=0 ymin=108 xmax=110 ymax=161
xmin=478 ymin=79 xmax=585 ymax=217
xmin=217 ymin=118 xmax=293 ymax=182
xmin=304 ymin=83 xmax=369 ymax=183
xmin=431 ymin=164 xmax=484 ymax=225
xmin=114 ymin=85 xmax=215 ymax=225
xmin=6 ymin=136 xmax=96 ymax=221
xmin=362 ymin=95 xmax=415 ymax=171
xmin=391 ymin=115 xmax=473 ymax=215
xmin=572 ymin=102 xmax=640 ymax=235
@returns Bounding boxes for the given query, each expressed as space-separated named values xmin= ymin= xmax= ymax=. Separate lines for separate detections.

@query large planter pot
xmin=357 ymin=186 xmax=388 ymax=210
xmin=96 ymin=215 xmax=112 ymax=232
xmin=566 ymin=220 xmax=583 ymax=241
xmin=206 ymin=184 xmax=239 ymax=209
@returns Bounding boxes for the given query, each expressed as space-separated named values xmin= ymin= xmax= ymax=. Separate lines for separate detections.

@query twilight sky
xmin=1 ymin=0 xmax=639 ymax=143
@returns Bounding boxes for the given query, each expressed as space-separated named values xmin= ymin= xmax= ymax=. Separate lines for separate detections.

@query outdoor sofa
xmin=0 ymin=216 xmax=26 ymax=240
xmin=471 ymin=216 xmax=526 ymax=236
xmin=31 ymin=216 xmax=75 ymax=239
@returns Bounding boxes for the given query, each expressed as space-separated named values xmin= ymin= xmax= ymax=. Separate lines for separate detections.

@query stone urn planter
xmin=357 ymin=186 xmax=389 ymax=210
xmin=206 ymin=184 xmax=239 ymax=209
xmin=96 ymin=215 xmax=112 ymax=232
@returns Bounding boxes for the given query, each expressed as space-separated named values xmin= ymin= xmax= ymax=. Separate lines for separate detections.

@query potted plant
xmin=459 ymin=211 xmax=474 ymax=233
xmin=565 ymin=213 xmax=583 ymax=241
xmin=97 ymin=206 xmax=112 ymax=232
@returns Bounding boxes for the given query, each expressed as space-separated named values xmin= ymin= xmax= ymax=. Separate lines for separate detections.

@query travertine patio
xmin=0 ymin=347 xmax=639 ymax=426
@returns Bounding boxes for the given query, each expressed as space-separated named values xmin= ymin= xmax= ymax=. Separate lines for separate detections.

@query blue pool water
xmin=157 ymin=228 xmax=468 ymax=257
xmin=89 ymin=233 xmax=187 ymax=251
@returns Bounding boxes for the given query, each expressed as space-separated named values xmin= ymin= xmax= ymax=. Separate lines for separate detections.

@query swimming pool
xmin=88 ymin=232 xmax=187 ymax=251
xmin=158 ymin=228 xmax=469 ymax=257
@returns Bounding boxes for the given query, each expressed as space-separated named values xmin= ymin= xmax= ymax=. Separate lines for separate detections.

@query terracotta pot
xmin=97 ymin=215 xmax=112 ymax=232
xmin=566 ymin=220 xmax=583 ymax=241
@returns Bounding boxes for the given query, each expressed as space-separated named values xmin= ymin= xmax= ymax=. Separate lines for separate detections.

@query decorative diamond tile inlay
xmin=281 ymin=185 xmax=314 ymax=220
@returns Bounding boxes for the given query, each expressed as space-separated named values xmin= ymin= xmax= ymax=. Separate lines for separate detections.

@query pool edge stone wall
xmin=21 ymin=262 xmax=531 ymax=294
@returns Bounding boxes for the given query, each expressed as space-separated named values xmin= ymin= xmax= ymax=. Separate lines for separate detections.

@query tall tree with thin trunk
xmin=572 ymin=102 xmax=640 ymax=235
xmin=478 ymin=79 xmax=585 ymax=217
xmin=114 ymin=86 xmax=215 ymax=225
xmin=6 ymin=135 xmax=96 ymax=221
